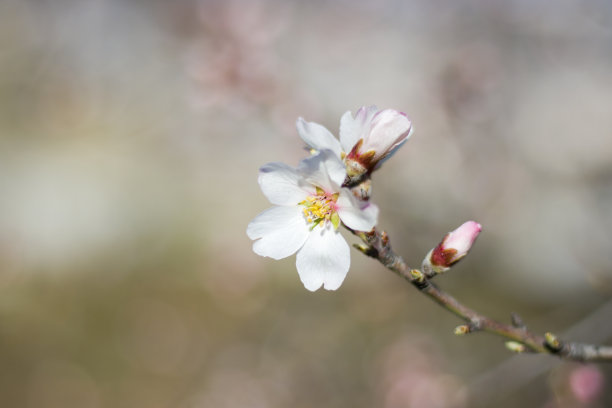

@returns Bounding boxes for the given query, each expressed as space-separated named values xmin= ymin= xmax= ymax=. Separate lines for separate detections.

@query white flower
xmin=296 ymin=106 xmax=413 ymax=180
xmin=246 ymin=150 xmax=378 ymax=291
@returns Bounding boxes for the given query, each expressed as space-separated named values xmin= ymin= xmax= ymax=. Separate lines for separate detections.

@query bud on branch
xmin=344 ymin=107 xmax=413 ymax=184
xmin=423 ymin=221 xmax=482 ymax=275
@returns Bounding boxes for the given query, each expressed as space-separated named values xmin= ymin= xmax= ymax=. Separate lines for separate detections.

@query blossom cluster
xmin=247 ymin=106 xmax=411 ymax=290
xmin=247 ymin=106 xmax=480 ymax=291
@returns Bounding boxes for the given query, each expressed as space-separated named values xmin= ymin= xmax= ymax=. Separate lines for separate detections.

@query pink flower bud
xmin=423 ymin=221 xmax=482 ymax=274
xmin=343 ymin=107 xmax=412 ymax=180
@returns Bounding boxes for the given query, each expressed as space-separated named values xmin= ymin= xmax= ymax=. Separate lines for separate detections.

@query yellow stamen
xmin=300 ymin=190 xmax=339 ymax=230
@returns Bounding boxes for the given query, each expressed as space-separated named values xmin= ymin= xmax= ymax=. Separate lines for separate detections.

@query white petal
xmin=339 ymin=106 xmax=378 ymax=153
xmin=296 ymin=118 xmax=342 ymax=158
xmin=258 ymin=162 xmax=313 ymax=205
xmin=319 ymin=151 xmax=347 ymax=187
xmin=299 ymin=150 xmax=346 ymax=191
xmin=247 ymin=206 xmax=309 ymax=260
xmin=296 ymin=224 xmax=350 ymax=291
xmin=365 ymin=109 xmax=412 ymax=158
xmin=373 ymin=130 xmax=411 ymax=170
xmin=336 ymin=189 xmax=378 ymax=231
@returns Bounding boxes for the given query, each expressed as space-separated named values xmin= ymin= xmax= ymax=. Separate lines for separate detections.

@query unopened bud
xmin=423 ymin=221 xmax=482 ymax=274
xmin=343 ymin=107 xmax=412 ymax=182
xmin=454 ymin=325 xmax=470 ymax=335
xmin=545 ymin=332 xmax=561 ymax=351
xmin=410 ymin=269 xmax=425 ymax=284
xmin=505 ymin=341 xmax=526 ymax=353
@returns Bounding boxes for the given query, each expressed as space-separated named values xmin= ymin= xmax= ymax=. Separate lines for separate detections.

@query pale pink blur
xmin=569 ymin=365 xmax=604 ymax=404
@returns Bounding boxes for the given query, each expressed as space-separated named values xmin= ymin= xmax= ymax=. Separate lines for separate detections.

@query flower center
xmin=299 ymin=187 xmax=340 ymax=230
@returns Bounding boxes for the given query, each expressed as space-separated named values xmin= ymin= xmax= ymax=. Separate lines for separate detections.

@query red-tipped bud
xmin=343 ymin=108 xmax=413 ymax=181
xmin=423 ymin=221 xmax=482 ymax=274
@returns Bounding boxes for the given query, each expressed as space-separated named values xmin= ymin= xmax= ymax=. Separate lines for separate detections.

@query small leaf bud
xmin=410 ymin=269 xmax=425 ymax=284
xmin=545 ymin=332 xmax=561 ymax=351
xmin=505 ymin=341 xmax=526 ymax=353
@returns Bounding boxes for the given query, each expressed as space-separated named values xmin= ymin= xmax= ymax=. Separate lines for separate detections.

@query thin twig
xmin=467 ymin=299 xmax=612 ymax=404
xmin=353 ymin=227 xmax=612 ymax=362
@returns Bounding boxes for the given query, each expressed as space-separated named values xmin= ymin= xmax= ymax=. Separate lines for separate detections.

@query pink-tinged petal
xmin=296 ymin=117 xmax=342 ymax=158
xmin=258 ymin=162 xmax=313 ymax=206
xmin=365 ymin=109 xmax=412 ymax=160
xmin=299 ymin=150 xmax=346 ymax=191
xmin=296 ymin=224 xmax=350 ymax=291
xmin=336 ymin=189 xmax=378 ymax=231
xmin=247 ymin=206 xmax=309 ymax=260
xmin=441 ymin=220 xmax=482 ymax=259
xmin=373 ymin=126 xmax=414 ymax=170
xmin=339 ymin=106 xmax=378 ymax=153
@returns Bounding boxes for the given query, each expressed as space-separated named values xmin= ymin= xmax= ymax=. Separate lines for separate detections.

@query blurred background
xmin=1 ymin=0 xmax=612 ymax=406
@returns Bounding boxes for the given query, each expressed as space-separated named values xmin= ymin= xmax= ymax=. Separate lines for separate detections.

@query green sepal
xmin=309 ymin=218 xmax=323 ymax=231
xmin=331 ymin=212 xmax=341 ymax=230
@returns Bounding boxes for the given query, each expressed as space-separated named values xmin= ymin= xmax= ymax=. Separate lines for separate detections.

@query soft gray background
xmin=1 ymin=0 xmax=611 ymax=407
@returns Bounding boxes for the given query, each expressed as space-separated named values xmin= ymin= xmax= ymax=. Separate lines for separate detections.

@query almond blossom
xmin=296 ymin=106 xmax=413 ymax=183
xmin=247 ymin=150 xmax=378 ymax=291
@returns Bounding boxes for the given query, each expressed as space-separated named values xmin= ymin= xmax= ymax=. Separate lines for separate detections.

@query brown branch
xmin=353 ymin=227 xmax=612 ymax=362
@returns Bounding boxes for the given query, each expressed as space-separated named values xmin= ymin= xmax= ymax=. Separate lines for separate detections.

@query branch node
xmin=353 ymin=243 xmax=378 ymax=258
xmin=510 ymin=312 xmax=527 ymax=329
xmin=380 ymin=230 xmax=390 ymax=247
xmin=468 ymin=318 xmax=485 ymax=331
xmin=409 ymin=269 xmax=425 ymax=284
xmin=544 ymin=332 xmax=562 ymax=353
xmin=422 ymin=261 xmax=435 ymax=279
